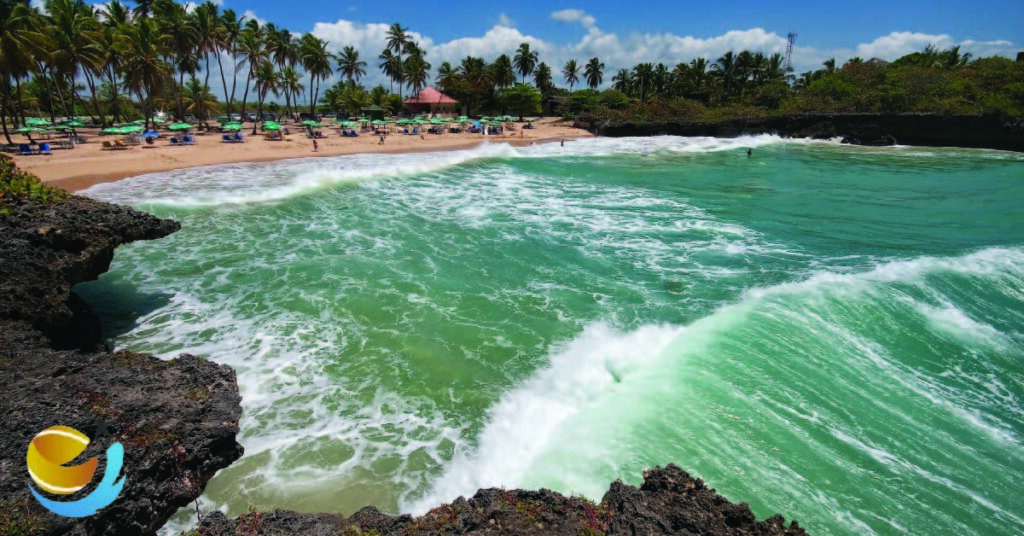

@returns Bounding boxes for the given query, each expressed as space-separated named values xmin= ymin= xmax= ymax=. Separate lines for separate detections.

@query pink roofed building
xmin=404 ymin=87 xmax=459 ymax=115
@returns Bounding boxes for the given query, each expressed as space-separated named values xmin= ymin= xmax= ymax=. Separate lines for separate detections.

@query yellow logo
xmin=25 ymin=425 xmax=126 ymax=517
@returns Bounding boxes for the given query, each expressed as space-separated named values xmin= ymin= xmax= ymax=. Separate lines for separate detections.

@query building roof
xmin=405 ymin=87 xmax=458 ymax=104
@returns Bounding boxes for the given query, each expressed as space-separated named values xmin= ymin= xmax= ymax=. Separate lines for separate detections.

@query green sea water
xmin=77 ymin=136 xmax=1024 ymax=535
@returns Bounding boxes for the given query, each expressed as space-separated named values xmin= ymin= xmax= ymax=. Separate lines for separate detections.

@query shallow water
xmin=79 ymin=136 xmax=1024 ymax=535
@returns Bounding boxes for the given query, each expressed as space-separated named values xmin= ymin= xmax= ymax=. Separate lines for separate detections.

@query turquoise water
xmin=78 ymin=137 xmax=1024 ymax=535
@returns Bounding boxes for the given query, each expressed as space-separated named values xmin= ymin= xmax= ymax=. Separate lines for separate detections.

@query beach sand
xmin=13 ymin=118 xmax=591 ymax=192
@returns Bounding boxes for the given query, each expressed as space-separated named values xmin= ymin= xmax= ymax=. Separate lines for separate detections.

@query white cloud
xmin=550 ymin=9 xmax=596 ymax=30
xmin=241 ymin=9 xmax=267 ymax=26
xmin=854 ymin=32 xmax=955 ymax=60
xmin=497 ymin=13 xmax=514 ymax=28
xmin=30 ymin=0 xmax=45 ymax=12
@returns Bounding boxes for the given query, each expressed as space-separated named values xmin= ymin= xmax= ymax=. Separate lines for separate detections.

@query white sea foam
xmin=83 ymin=142 xmax=520 ymax=207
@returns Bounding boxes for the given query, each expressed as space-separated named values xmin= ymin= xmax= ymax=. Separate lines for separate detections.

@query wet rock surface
xmin=0 ymin=195 xmax=243 ymax=535
xmin=193 ymin=465 xmax=807 ymax=535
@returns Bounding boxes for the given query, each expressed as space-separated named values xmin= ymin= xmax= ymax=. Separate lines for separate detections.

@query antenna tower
xmin=784 ymin=32 xmax=797 ymax=72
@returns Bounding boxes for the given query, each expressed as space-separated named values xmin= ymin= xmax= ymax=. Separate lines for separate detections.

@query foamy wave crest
xmin=518 ymin=134 xmax=800 ymax=159
xmin=409 ymin=246 xmax=1024 ymax=514
xmin=83 ymin=142 xmax=521 ymax=207
xmin=403 ymin=322 xmax=683 ymax=513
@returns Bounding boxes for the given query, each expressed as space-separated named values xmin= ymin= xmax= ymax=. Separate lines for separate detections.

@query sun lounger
xmin=234 ymin=133 xmax=245 ymax=143
xmin=169 ymin=136 xmax=181 ymax=145
xmin=38 ymin=143 xmax=51 ymax=155
xmin=101 ymin=141 xmax=114 ymax=150
xmin=114 ymin=139 xmax=128 ymax=149
xmin=222 ymin=134 xmax=233 ymax=143
xmin=183 ymin=135 xmax=195 ymax=145
xmin=18 ymin=144 xmax=34 ymax=155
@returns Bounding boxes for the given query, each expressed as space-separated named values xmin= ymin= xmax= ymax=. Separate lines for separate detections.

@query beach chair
xmin=169 ymin=136 xmax=180 ymax=145
xmin=234 ymin=133 xmax=245 ymax=143
xmin=114 ymin=139 xmax=128 ymax=149
xmin=38 ymin=143 xmax=51 ymax=155
xmin=183 ymin=135 xmax=195 ymax=145
xmin=18 ymin=144 xmax=34 ymax=155
xmin=101 ymin=141 xmax=114 ymax=150
xmin=222 ymin=134 xmax=233 ymax=143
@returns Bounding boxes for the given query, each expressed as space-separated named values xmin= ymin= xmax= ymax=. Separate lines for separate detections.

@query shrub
xmin=0 ymin=154 xmax=71 ymax=217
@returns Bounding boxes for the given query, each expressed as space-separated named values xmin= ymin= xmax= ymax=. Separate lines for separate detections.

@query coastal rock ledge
xmin=0 ymin=195 xmax=243 ymax=535
xmin=195 ymin=465 xmax=807 ymax=536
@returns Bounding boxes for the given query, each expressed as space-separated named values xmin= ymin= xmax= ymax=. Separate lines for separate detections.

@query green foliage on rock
xmin=0 ymin=154 xmax=70 ymax=217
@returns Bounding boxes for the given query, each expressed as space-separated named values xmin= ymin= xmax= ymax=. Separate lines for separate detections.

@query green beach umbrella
xmin=371 ymin=119 xmax=384 ymax=125
xmin=124 ymin=125 xmax=143 ymax=132
xmin=301 ymin=120 xmax=320 ymax=127
xmin=222 ymin=123 xmax=243 ymax=131
xmin=12 ymin=126 xmax=46 ymax=134
xmin=48 ymin=125 xmax=73 ymax=131
xmin=25 ymin=118 xmax=51 ymax=126
xmin=169 ymin=122 xmax=192 ymax=131
xmin=430 ymin=118 xmax=443 ymax=124
xmin=100 ymin=127 xmax=125 ymax=134
xmin=151 ymin=117 xmax=165 ymax=124
xmin=61 ymin=120 xmax=85 ymax=128
xmin=263 ymin=122 xmax=282 ymax=131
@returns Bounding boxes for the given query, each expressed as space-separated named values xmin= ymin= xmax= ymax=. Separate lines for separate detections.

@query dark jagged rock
xmin=593 ymin=113 xmax=1024 ymax=152
xmin=0 ymin=191 xmax=243 ymax=535
xmin=0 ymin=196 xmax=180 ymax=349
xmin=193 ymin=465 xmax=807 ymax=535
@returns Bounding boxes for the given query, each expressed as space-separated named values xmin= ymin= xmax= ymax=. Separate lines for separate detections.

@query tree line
xmin=1 ymin=0 xmax=1021 ymax=144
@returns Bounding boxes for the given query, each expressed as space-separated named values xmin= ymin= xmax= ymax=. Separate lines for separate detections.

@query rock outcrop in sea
xmin=196 ymin=465 xmax=806 ymax=535
xmin=0 ymin=160 xmax=808 ymax=534
xmin=0 ymin=191 xmax=243 ymax=535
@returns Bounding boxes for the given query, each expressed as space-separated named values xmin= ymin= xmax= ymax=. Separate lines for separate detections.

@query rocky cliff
xmin=0 ymin=194 xmax=243 ymax=535
xmin=194 ymin=465 xmax=806 ymax=536
xmin=595 ymin=113 xmax=1024 ymax=152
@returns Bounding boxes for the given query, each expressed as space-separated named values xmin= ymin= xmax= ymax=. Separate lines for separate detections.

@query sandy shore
xmin=13 ymin=118 xmax=591 ymax=192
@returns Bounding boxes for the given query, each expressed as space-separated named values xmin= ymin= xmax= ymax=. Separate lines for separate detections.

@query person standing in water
xmin=747 ymin=148 xmax=752 ymax=157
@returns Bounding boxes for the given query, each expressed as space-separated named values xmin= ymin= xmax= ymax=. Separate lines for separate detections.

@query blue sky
xmin=77 ymin=0 xmax=1023 ymax=98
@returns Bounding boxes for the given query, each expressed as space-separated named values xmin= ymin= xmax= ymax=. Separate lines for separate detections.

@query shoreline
xmin=14 ymin=119 xmax=589 ymax=193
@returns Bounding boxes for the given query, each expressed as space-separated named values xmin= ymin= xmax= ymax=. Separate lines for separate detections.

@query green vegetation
xmin=0 ymin=154 xmax=70 ymax=217
xmin=1 ymin=0 xmax=1019 ymax=146
xmin=573 ymin=46 xmax=1024 ymax=127
xmin=0 ymin=499 xmax=47 ymax=536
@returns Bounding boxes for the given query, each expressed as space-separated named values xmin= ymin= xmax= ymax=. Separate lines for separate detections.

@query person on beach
xmin=561 ymin=138 xmax=564 ymax=147
xmin=312 ymin=139 xmax=319 ymax=152
xmin=379 ymin=134 xmax=385 ymax=145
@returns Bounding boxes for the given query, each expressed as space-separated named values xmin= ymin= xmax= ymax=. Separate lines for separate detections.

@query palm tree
xmin=191 ymin=2 xmax=220 ymax=121
xmin=378 ymin=49 xmax=399 ymax=93
xmin=122 ymin=17 xmax=171 ymax=128
xmin=712 ymin=51 xmax=738 ymax=97
xmin=237 ymin=24 xmax=266 ymax=122
xmin=584 ymin=57 xmax=603 ymax=89
xmin=652 ymin=63 xmax=669 ymax=96
xmin=89 ymin=23 xmax=127 ymax=123
xmin=279 ymin=65 xmax=303 ymax=119
xmin=611 ymin=68 xmax=631 ymax=94
xmin=385 ymin=23 xmax=408 ymax=97
xmin=183 ymin=76 xmax=218 ymax=115
xmin=533 ymin=61 xmax=552 ymax=90
xmin=403 ymin=48 xmax=430 ymax=96
xmin=252 ymin=60 xmax=278 ymax=131
xmin=221 ymin=9 xmax=242 ymax=113
xmin=823 ymin=57 xmax=837 ymax=75
xmin=458 ymin=56 xmax=491 ymax=115
xmin=436 ymin=60 xmax=459 ymax=95
xmin=300 ymin=34 xmax=332 ymax=115
xmin=153 ymin=0 xmax=193 ymax=120
xmin=513 ymin=42 xmax=538 ymax=84
xmin=562 ymin=59 xmax=579 ymax=93
xmin=337 ymin=45 xmax=366 ymax=82
xmin=491 ymin=54 xmax=515 ymax=89
xmin=0 ymin=0 xmax=45 ymax=141
xmin=48 ymin=0 xmax=104 ymax=124
xmin=632 ymin=62 xmax=654 ymax=101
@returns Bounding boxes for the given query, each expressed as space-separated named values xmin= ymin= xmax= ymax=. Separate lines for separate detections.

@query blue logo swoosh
xmin=29 ymin=443 xmax=126 ymax=518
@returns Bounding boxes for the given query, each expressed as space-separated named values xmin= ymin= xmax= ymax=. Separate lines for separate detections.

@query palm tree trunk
xmin=216 ymin=51 xmax=230 ymax=115
xmin=50 ymin=69 xmax=71 ymax=119
xmin=83 ymin=71 xmax=106 ymax=127
xmin=251 ymin=88 xmax=265 ymax=135
xmin=106 ymin=66 xmax=121 ymax=124
xmin=308 ymin=75 xmax=315 ymax=116
xmin=240 ymin=71 xmax=251 ymax=122
xmin=38 ymin=65 xmax=57 ymax=123
xmin=312 ymin=79 xmax=320 ymax=116
xmin=13 ymin=76 xmax=26 ymax=127
xmin=229 ymin=50 xmax=239 ymax=114
xmin=177 ymin=69 xmax=186 ymax=121
xmin=70 ymin=79 xmax=96 ymax=124
xmin=203 ymin=53 xmax=214 ymax=121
